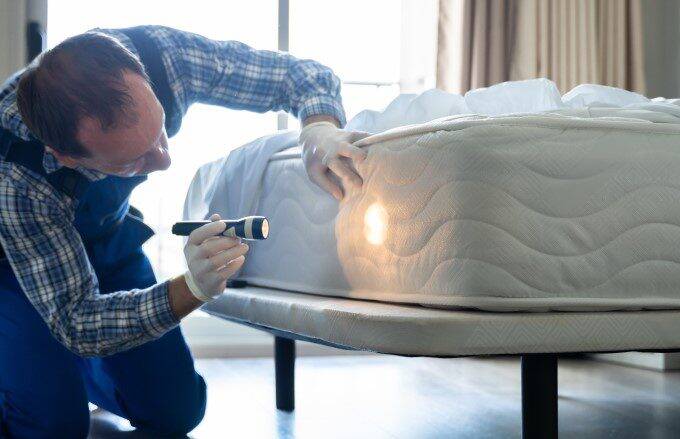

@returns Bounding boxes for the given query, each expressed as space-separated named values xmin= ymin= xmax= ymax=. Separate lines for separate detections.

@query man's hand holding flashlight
xmin=183 ymin=214 xmax=249 ymax=302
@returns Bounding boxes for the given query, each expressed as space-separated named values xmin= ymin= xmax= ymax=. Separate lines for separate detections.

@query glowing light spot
xmin=364 ymin=203 xmax=388 ymax=245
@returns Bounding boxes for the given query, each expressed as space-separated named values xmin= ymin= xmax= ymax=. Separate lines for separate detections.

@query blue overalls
xmin=0 ymin=28 xmax=206 ymax=438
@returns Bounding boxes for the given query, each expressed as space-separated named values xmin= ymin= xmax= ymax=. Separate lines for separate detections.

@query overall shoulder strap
xmin=0 ymin=129 xmax=89 ymax=199
xmin=119 ymin=26 xmax=181 ymax=137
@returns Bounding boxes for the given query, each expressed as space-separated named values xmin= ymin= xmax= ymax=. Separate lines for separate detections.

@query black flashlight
xmin=172 ymin=216 xmax=269 ymax=240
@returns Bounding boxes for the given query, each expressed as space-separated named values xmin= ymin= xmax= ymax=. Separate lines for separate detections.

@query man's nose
xmin=148 ymin=144 xmax=171 ymax=171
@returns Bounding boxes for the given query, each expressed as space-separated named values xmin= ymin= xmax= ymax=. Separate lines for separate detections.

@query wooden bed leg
xmin=274 ymin=336 xmax=295 ymax=411
xmin=521 ymin=354 xmax=558 ymax=439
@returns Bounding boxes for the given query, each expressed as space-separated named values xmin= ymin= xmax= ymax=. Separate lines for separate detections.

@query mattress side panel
xmin=335 ymin=124 xmax=680 ymax=311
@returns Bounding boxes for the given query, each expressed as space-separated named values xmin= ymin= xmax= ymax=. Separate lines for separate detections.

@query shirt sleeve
xmin=0 ymin=168 xmax=179 ymax=357
xmin=0 ymin=73 xmax=35 ymax=142
xmin=146 ymin=26 xmax=347 ymax=126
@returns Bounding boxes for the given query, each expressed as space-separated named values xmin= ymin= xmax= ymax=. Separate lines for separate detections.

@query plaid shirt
xmin=0 ymin=26 xmax=346 ymax=356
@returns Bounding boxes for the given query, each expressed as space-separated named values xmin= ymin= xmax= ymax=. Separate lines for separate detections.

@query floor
xmin=89 ymin=354 xmax=680 ymax=438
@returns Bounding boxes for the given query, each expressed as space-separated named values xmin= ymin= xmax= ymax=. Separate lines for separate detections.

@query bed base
xmin=270 ymin=332 xmax=558 ymax=439
xmin=206 ymin=285 xmax=680 ymax=438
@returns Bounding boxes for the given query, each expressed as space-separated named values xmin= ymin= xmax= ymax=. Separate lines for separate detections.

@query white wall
xmin=642 ymin=0 xmax=680 ymax=98
xmin=0 ymin=0 xmax=47 ymax=80
xmin=0 ymin=0 xmax=27 ymax=80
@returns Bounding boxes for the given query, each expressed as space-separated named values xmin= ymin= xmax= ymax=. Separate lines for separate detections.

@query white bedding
xmin=184 ymin=79 xmax=680 ymax=312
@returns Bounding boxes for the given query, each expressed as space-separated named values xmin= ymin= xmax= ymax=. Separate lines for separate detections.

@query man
xmin=0 ymin=25 xmax=366 ymax=437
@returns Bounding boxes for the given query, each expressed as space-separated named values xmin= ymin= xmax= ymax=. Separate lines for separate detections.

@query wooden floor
xmin=89 ymin=354 xmax=680 ymax=438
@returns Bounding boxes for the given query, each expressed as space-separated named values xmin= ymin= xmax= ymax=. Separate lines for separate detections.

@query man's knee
xmin=131 ymin=374 xmax=207 ymax=436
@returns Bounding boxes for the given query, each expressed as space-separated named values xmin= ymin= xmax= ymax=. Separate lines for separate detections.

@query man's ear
xmin=45 ymin=146 xmax=80 ymax=169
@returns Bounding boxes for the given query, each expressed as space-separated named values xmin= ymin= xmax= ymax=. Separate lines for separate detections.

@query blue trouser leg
xmin=81 ymin=249 xmax=207 ymax=437
xmin=0 ymin=250 xmax=206 ymax=438
xmin=0 ymin=265 xmax=90 ymax=438
xmin=79 ymin=327 xmax=207 ymax=437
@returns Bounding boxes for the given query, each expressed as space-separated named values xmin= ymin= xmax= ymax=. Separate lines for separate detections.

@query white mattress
xmin=238 ymin=113 xmax=680 ymax=312
xmin=203 ymin=286 xmax=680 ymax=356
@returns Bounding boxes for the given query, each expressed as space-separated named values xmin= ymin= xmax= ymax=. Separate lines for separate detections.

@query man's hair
xmin=16 ymin=32 xmax=149 ymax=157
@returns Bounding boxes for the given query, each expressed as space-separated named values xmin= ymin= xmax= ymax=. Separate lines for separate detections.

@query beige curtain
xmin=437 ymin=0 xmax=515 ymax=93
xmin=437 ymin=0 xmax=646 ymax=94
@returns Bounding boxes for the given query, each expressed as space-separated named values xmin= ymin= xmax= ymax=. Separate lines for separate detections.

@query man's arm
xmin=140 ymin=26 xmax=346 ymax=127
xmin=0 ymin=77 xmax=34 ymax=142
xmin=0 ymin=171 xmax=182 ymax=357
xmin=136 ymin=26 xmax=372 ymax=198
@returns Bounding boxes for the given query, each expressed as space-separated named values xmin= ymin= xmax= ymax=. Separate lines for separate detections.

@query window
xmin=48 ymin=0 xmax=438 ymax=353
xmin=288 ymin=0 xmax=402 ymax=127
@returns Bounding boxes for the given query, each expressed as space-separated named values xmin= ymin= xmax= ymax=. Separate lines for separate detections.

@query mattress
xmin=184 ymin=80 xmax=680 ymax=312
xmin=236 ymin=113 xmax=680 ymax=312
xmin=203 ymin=286 xmax=680 ymax=356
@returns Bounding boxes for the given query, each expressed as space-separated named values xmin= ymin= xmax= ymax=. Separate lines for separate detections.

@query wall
xmin=643 ymin=0 xmax=680 ymax=98
xmin=0 ymin=0 xmax=27 ymax=80
xmin=0 ymin=0 xmax=47 ymax=81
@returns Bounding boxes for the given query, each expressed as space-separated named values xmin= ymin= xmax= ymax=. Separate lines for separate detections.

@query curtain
xmin=437 ymin=0 xmax=515 ymax=93
xmin=511 ymin=0 xmax=645 ymax=93
xmin=437 ymin=0 xmax=646 ymax=94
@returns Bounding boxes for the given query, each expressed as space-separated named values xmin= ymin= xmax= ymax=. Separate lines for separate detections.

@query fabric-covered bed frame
xmin=204 ymin=285 xmax=680 ymax=439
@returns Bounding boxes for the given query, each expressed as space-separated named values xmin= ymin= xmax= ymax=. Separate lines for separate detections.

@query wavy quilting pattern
xmin=240 ymin=114 xmax=680 ymax=311
xmin=240 ymin=157 xmax=350 ymax=292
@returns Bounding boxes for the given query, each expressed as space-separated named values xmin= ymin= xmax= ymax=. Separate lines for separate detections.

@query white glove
xmin=183 ymin=214 xmax=249 ymax=302
xmin=300 ymin=121 xmax=370 ymax=200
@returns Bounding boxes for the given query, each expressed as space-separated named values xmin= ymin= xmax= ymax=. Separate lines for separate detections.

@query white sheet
xmin=183 ymin=130 xmax=299 ymax=222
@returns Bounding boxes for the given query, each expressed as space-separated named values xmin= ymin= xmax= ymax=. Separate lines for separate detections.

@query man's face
xmin=52 ymin=70 xmax=171 ymax=177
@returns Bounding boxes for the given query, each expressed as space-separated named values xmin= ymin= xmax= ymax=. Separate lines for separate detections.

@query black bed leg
xmin=521 ymin=354 xmax=558 ymax=439
xmin=274 ymin=336 xmax=295 ymax=411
